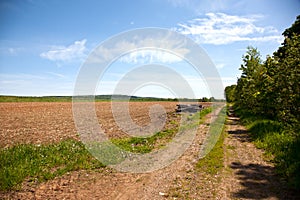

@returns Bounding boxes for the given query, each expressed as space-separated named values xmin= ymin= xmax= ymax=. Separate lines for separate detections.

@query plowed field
xmin=0 ymin=102 xmax=199 ymax=148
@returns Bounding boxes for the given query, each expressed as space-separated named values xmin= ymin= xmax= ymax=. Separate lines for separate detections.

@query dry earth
xmin=217 ymin=109 xmax=299 ymax=200
xmin=0 ymin=102 xmax=186 ymax=148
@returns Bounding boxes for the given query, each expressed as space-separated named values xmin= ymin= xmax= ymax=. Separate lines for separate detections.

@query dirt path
xmin=218 ymin=109 xmax=298 ymax=200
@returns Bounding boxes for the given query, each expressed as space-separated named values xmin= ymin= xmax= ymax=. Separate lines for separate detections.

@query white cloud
xmin=40 ymin=39 xmax=87 ymax=62
xmin=87 ymin=35 xmax=190 ymax=64
xmin=175 ymin=13 xmax=283 ymax=45
xmin=119 ymin=50 xmax=183 ymax=64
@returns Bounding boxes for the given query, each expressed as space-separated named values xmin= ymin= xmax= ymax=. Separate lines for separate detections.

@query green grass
xmin=250 ymin=121 xmax=300 ymax=189
xmin=196 ymin=133 xmax=224 ymax=175
xmin=111 ymin=129 xmax=178 ymax=153
xmin=227 ymin=145 xmax=236 ymax=150
xmin=196 ymin=107 xmax=226 ymax=175
xmin=112 ymin=107 xmax=213 ymax=154
xmin=0 ymin=95 xmax=72 ymax=102
xmin=0 ymin=140 xmax=104 ymax=191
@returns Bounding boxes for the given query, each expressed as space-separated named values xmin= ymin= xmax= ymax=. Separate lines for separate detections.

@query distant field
xmin=0 ymin=96 xmax=72 ymax=102
xmin=0 ymin=101 xmax=212 ymax=148
xmin=0 ymin=95 xmax=223 ymax=102
xmin=0 ymin=95 xmax=178 ymax=102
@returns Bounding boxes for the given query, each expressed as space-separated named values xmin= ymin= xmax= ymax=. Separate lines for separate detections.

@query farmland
xmin=0 ymin=101 xmax=197 ymax=148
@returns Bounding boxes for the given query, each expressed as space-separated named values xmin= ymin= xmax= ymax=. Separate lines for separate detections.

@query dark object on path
xmin=176 ymin=104 xmax=203 ymax=113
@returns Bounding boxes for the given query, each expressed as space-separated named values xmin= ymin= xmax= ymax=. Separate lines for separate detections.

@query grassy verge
xmin=196 ymin=131 xmax=224 ymax=175
xmin=0 ymin=140 xmax=104 ymax=191
xmin=235 ymin=107 xmax=300 ymax=190
xmin=196 ymin=107 xmax=226 ymax=175
xmin=112 ymin=107 xmax=212 ymax=154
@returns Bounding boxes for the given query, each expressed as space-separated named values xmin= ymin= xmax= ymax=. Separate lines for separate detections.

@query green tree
xmin=267 ymin=15 xmax=300 ymax=124
xmin=273 ymin=34 xmax=300 ymax=124
xmin=235 ymin=46 xmax=264 ymax=114
xmin=201 ymin=97 xmax=209 ymax=102
xmin=224 ymin=85 xmax=236 ymax=103
xmin=258 ymin=56 xmax=277 ymax=118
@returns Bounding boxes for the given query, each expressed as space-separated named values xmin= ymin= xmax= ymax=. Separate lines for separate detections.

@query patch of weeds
xmin=170 ymin=120 xmax=177 ymax=125
xmin=87 ymin=141 xmax=127 ymax=165
xmin=112 ymin=108 xmax=213 ymax=154
xmin=111 ymin=128 xmax=178 ymax=153
xmin=227 ymin=145 xmax=235 ymax=150
xmin=0 ymin=140 xmax=104 ymax=191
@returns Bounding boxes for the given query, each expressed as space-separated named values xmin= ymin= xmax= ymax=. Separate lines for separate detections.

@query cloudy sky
xmin=0 ymin=0 xmax=299 ymax=98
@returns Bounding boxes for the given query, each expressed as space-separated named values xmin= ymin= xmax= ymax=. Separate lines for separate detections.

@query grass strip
xmin=112 ymin=107 xmax=212 ymax=154
xmin=196 ymin=107 xmax=226 ymax=175
xmin=196 ymin=130 xmax=224 ymax=175
xmin=0 ymin=139 xmax=104 ymax=191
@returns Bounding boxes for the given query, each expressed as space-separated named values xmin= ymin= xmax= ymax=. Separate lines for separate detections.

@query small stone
xmin=53 ymin=184 xmax=61 ymax=191
xmin=39 ymin=185 xmax=47 ymax=190
xmin=159 ymin=192 xmax=169 ymax=197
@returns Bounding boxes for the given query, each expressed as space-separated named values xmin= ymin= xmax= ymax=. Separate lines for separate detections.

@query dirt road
xmin=217 ymin=110 xmax=299 ymax=200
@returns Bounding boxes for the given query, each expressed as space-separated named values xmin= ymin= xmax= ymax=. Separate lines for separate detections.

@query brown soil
xmin=0 ymin=102 xmax=186 ymax=148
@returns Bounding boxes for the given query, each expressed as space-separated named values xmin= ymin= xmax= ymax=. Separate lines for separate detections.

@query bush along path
xmin=217 ymin=107 xmax=300 ymax=200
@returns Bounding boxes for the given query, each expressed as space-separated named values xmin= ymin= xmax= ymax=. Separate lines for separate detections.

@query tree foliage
xmin=235 ymin=46 xmax=265 ymax=114
xmin=228 ymin=15 xmax=300 ymax=124
xmin=224 ymin=85 xmax=236 ymax=103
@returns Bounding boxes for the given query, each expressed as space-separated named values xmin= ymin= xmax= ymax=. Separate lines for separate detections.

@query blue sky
xmin=0 ymin=0 xmax=299 ymax=98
